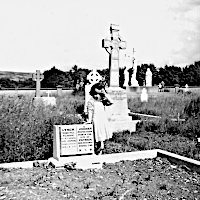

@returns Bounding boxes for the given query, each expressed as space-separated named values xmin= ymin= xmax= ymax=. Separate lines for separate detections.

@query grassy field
xmin=0 ymin=90 xmax=200 ymax=163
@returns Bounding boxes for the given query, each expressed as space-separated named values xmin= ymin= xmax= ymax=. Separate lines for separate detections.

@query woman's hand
xmin=84 ymin=121 xmax=92 ymax=124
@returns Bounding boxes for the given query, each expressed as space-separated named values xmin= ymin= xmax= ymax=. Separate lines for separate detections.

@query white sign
xmin=59 ymin=124 xmax=94 ymax=156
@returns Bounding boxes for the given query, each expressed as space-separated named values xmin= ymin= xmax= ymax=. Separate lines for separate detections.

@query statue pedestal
xmin=106 ymin=87 xmax=139 ymax=133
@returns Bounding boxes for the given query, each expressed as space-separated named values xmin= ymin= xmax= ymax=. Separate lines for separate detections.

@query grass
xmin=0 ymin=91 xmax=200 ymax=163
xmin=128 ymin=92 xmax=199 ymax=118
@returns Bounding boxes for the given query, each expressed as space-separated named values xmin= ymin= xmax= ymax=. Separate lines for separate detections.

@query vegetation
xmin=0 ymin=91 xmax=200 ymax=163
xmin=0 ymin=60 xmax=200 ymax=89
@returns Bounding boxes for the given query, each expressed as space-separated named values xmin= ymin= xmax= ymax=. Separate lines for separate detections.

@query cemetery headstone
xmin=131 ymin=48 xmax=139 ymax=87
xmin=56 ymin=85 xmax=63 ymax=96
xmin=32 ymin=70 xmax=44 ymax=97
xmin=124 ymin=67 xmax=129 ymax=87
xmin=84 ymin=69 xmax=102 ymax=113
xmin=141 ymin=87 xmax=148 ymax=102
xmin=145 ymin=68 xmax=152 ymax=87
xmin=53 ymin=124 xmax=94 ymax=161
xmin=102 ymin=24 xmax=139 ymax=132
xmin=102 ymin=24 xmax=126 ymax=87
xmin=185 ymin=84 xmax=189 ymax=92
xmin=32 ymin=70 xmax=56 ymax=106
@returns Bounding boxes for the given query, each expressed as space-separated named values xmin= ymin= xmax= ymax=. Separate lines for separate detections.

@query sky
xmin=0 ymin=0 xmax=199 ymax=73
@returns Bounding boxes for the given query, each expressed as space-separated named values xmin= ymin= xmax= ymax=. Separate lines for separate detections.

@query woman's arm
xmin=85 ymin=99 xmax=94 ymax=123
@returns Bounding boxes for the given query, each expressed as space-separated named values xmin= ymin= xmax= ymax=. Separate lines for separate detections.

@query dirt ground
xmin=0 ymin=157 xmax=199 ymax=200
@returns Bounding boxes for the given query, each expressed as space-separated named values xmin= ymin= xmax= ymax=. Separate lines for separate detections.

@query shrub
xmin=0 ymin=94 xmax=84 ymax=163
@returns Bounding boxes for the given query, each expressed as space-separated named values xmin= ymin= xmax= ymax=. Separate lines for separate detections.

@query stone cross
xmin=87 ymin=69 xmax=102 ymax=85
xmin=32 ymin=70 xmax=44 ymax=97
xmin=84 ymin=69 xmax=102 ymax=113
xmin=102 ymin=24 xmax=126 ymax=87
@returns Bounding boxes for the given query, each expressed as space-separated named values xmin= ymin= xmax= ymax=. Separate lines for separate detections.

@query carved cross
xmin=102 ymin=24 xmax=126 ymax=87
xmin=87 ymin=69 xmax=102 ymax=85
xmin=32 ymin=70 xmax=44 ymax=97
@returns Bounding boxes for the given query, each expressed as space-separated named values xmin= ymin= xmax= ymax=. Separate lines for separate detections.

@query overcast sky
xmin=0 ymin=0 xmax=199 ymax=72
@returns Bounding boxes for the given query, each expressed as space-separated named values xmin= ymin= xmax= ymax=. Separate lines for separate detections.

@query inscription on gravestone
xmin=58 ymin=124 xmax=94 ymax=156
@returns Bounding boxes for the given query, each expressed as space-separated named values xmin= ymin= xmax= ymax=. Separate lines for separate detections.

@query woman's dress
xmin=87 ymin=97 xmax=112 ymax=142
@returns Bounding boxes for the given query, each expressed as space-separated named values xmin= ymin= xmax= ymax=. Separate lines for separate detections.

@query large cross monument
xmin=102 ymin=24 xmax=126 ymax=87
xmin=102 ymin=24 xmax=139 ymax=133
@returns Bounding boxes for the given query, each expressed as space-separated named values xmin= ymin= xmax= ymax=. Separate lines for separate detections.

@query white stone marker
xmin=84 ymin=69 xmax=102 ymax=113
xmin=102 ymin=25 xmax=140 ymax=132
xmin=102 ymin=24 xmax=126 ymax=87
xmin=185 ymin=84 xmax=189 ymax=92
xmin=145 ymin=68 xmax=152 ymax=87
xmin=131 ymin=48 xmax=139 ymax=87
xmin=53 ymin=124 xmax=94 ymax=161
xmin=32 ymin=70 xmax=44 ymax=97
xmin=141 ymin=88 xmax=148 ymax=102
xmin=32 ymin=70 xmax=56 ymax=106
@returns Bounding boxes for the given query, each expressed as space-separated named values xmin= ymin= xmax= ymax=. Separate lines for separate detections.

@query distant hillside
xmin=0 ymin=71 xmax=33 ymax=82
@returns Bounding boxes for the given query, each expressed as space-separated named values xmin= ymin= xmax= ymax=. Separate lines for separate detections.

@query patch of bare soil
xmin=0 ymin=157 xmax=199 ymax=200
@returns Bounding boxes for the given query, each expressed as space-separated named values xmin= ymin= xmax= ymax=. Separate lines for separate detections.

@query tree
xmin=41 ymin=66 xmax=66 ymax=88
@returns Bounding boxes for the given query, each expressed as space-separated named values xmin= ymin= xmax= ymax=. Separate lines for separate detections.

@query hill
xmin=0 ymin=71 xmax=32 ymax=81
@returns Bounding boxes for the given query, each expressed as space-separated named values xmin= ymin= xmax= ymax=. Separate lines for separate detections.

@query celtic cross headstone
xmin=32 ymin=70 xmax=44 ymax=97
xmin=102 ymin=24 xmax=126 ymax=87
xmin=84 ymin=69 xmax=102 ymax=113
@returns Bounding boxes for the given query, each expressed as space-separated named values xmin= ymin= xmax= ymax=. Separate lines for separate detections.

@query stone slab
xmin=157 ymin=149 xmax=200 ymax=173
xmin=33 ymin=97 xmax=56 ymax=106
xmin=0 ymin=160 xmax=47 ymax=168
xmin=110 ymin=120 xmax=140 ymax=133
xmin=48 ymin=150 xmax=158 ymax=169
xmin=53 ymin=124 xmax=94 ymax=161
xmin=106 ymin=87 xmax=132 ymax=121
xmin=1 ymin=149 xmax=200 ymax=173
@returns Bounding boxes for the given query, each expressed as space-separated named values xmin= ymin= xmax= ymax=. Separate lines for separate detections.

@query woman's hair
xmin=89 ymin=81 xmax=105 ymax=97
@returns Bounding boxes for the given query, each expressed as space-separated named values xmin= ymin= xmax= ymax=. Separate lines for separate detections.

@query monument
xmin=32 ymin=70 xmax=44 ymax=97
xmin=53 ymin=124 xmax=94 ymax=160
xmin=102 ymin=24 xmax=139 ymax=132
xmin=145 ymin=68 xmax=152 ymax=87
xmin=102 ymin=24 xmax=126 ymax=87
xmin=32 ymin=70 xmax=56 ymax=106
xmin=84 ymin=69 xmax=102 ymax=113
xmin=131 ymin=48 xmax=139 ymax=87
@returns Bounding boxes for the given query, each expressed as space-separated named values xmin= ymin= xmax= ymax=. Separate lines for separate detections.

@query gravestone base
xmin=33 ymin=97 xmax=56 ymax=106
xmin=109 ymin=120 xmax=140 ymax=133
xmin=126 ymin=86 xmax=141 ymax=94
xmin=105 ymin=87 xmax=140 ymax=133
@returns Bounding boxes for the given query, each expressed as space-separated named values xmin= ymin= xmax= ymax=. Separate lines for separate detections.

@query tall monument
xmin=102 ymin=24 xmax=139 ymax=132
xmin=131 ymin=48 xmax=139 ymax=87
xmin=102 ymin=24 xmax=126 ymax=86
xmin=145 ymin=68 xmax=152 ymax=87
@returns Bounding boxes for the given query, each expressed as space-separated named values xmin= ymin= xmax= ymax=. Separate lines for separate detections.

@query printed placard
xmin=59 ymin=124 xmax=94 ymax=156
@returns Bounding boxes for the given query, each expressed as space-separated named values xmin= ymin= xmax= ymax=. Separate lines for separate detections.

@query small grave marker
xmin=53 ymin=124 xmax=94 ymax=160
xmin=32 ymin=70 xmax=44 ymax=97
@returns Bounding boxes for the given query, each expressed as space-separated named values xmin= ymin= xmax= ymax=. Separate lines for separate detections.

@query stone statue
xmin=145 ymin=68 xmax=152 ymax=87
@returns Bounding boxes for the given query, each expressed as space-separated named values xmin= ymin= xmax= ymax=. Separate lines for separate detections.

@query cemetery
xmin=0 ymin=25 xmax=200 ymax=199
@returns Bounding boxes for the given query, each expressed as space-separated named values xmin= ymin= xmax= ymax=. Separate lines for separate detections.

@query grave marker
xmin=102 ymin=24 xmax=126 ymax=87
xmin=102 ymin=25 xmax=140 ymax=132
xmin=53 ymin=124 xmax=94 ymax=160
xmin=84 ymin=69 xmax=102 ymax=113
xmin=32 ymin=70 xmax=56 ymax=106
xmin=145 ymin=68 xmax=152 ymax=87
xmin=131 ymin=48 xmax=139 ymax=87
xmin=32 ymin=70 xmax=44 ymax=97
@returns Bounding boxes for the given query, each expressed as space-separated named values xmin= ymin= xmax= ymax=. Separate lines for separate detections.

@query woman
xmin=86 ymin=82 xmax=113 ymax=155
